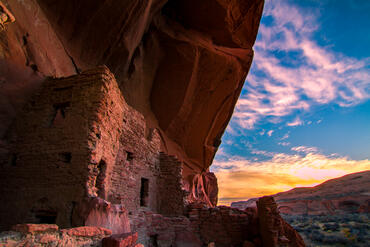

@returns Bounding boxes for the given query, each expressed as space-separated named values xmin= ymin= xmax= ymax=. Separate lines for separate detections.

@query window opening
xmin=126 ymin=151 xmax=134 ymax=161
xmin=35 ymin=210 xmax=57 ymax=224
xmin=140 ymin=178 xmax=149 ymax=207
xmin=58 ymin=152 xmax=72 ymax=163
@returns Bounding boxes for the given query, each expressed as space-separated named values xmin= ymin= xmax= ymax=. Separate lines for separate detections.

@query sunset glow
xmin=214 ymin=151 xmax=370 ymax=205
xmin=212 ymin=0 xmax=370 ymax=206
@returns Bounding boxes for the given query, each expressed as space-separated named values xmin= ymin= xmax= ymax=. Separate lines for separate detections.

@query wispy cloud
xmin=291 ymin=146 xmax=319 ymax=154
xmin=278 ymin=142 xmax=290 ymax=146
xmin=267 ymin=130 xmax=274 ymax=136
xmin=280 ymin=132 xmax=289 ymax=140
xmin=213 ymin=151 xmax=370 ymax=205
xmin=287 ymin=117 xmax=303 ymax=127
xmin=230 ymin=0 xmax=370 ymax=131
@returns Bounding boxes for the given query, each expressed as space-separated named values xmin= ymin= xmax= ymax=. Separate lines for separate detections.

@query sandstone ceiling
xmin=0 ymin=0 xmax=264 ymax=173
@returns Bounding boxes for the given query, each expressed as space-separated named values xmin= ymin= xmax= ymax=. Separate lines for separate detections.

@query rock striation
xmin=0 ymin=0 xmax=264 ymax=173
xmin=232 ymin=170 xmax=370 ymax=216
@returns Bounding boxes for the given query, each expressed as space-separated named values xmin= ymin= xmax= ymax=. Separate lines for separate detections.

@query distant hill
xmin=231 ymin=170 xmax=370 ymax=215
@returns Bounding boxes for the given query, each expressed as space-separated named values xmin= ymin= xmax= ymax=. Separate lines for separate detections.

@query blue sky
xmin=211 ymin=0 xmax=370 ymax=205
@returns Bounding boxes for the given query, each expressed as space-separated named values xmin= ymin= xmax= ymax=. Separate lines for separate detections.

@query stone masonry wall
xmin=0 ymin=67 xmax=126 ymax=230
xmin=187 ymin=204 xmax=259 ymax=247
xmin=0 ymin=66 xmax=163 ymax=231
xmin=158 ymin=152 xmax=185 ymax=216
xmin=107 ymin=111 xmax=161 ymax=215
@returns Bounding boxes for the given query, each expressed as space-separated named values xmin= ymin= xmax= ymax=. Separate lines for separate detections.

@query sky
xmin=211 ymin=0 xmax=370 ymax=205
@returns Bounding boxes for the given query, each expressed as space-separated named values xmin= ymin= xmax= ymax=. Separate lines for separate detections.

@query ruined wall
xmin=0 ymin=67 xmax=163 ymax=231
xmin=0 ymin=67 xmax=191 ymax=232
xmin=106 ymin=98 xmax=162 ymax=215
xmin=0 ymin=67 xmax=126 ymax=230
xmin=187 ymin=205 xmax=257 ymax=247
xmin=158 ymin=152 xmax=185 ymax=216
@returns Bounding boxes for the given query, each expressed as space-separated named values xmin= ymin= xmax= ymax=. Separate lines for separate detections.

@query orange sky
xmin=214 ymin=153 xmax=370 ymax=205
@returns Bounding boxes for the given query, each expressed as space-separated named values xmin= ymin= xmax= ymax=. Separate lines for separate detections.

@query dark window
xmin=35 ymin=210 xmax=57 ymax=224
xmin=50 ymin=102 xmax=70 ymax=126
xmin=126 ymin=151 xmax=134 ymax=161
xmin=149 ymin=234 xmax=158 ymax=247
xmin=140 ymin=178 xmax=149 ymax=207
xmin=9 ymin=153 xmax=17 ymax=166
xmin=58 ymin=152 xmax=72 ymax=163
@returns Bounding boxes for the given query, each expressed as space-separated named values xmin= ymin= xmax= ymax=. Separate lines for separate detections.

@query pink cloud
xmin=228 ymin=0 xmax=370 ymax=132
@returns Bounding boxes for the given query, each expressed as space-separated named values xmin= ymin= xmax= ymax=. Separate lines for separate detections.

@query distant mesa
xmin=231 ymin=170 xmax=370 ymax=215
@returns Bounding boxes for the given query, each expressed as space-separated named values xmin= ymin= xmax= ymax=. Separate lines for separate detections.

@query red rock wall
xmin=0 ymin=0 xmax=264 ymax=172
xmin=0 ymin=224 xmax=112 ymax=247
xmin=186 ymin=172 xmax=219 ymax=207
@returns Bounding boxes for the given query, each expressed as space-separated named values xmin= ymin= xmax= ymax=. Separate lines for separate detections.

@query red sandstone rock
xmin=102 ymin=232 xmax=138 ymax=247
xmin=187 ymin=172 xmax=218 ymax=207
xmin=3 ymin=225 xmax=112 ymax=246
xmin=61 ymin=226 xmax=112 ymax=238
xmin=0 ymin=0 xmax=264 ymax=173
xmin=12 ymin=224 xmax=58 ymax=233
xmin=257 ymin=196 xmax=305 ymax=247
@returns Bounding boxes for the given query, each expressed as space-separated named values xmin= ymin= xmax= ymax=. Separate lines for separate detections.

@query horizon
xmin=211 ymin=0 xmax=370 ymax=206
xmin=224 ymin=169 xmax=370 ymax=205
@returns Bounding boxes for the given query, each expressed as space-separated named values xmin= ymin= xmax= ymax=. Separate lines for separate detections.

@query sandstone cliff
xmin=0 ymin=0 xmax=264 ymax=175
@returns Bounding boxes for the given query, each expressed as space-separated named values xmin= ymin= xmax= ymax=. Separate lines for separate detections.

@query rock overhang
xmin=0 ymin=0 xmax=264 ymax=172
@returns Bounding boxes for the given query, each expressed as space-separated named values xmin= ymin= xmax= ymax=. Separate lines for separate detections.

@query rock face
xmin=257 ymin=196 xmax=305 ymax=247
xmin=0 ymin=224 xmax=112 ymax=246
xmin=0 ymin=0 xmax=264 ymax=174
xmin=232 ymin=170 xmax=370 ymax=215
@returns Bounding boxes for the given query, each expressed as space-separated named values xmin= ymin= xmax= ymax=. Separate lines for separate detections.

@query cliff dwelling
xmin=0 ymin=0 xmax=307 ymax=246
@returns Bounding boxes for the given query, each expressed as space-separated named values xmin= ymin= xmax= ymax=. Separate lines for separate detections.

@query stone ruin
xmin=0 ymin=67 xmax=186 ymax=229
xmin=0 ymin=66 xmax=305 ymax=247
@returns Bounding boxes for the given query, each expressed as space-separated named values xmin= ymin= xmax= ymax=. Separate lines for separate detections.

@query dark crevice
xmin=96 ymin=160 xmax=107 ymax=198
xmin=70 ymin=201 xmax=76 ymax=226
xmin=22 ymin=33 xmax=29 ymax=46
xmin=66 ymin=53 xmax=81 ymax=74
xmin=30 ymin=64 xmax=38 ymax=72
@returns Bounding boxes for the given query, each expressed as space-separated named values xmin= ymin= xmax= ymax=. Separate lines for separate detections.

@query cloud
xmin=213 ymin=151 xmax=370 ymax=205
xmin=278 ymin=142 xmax=290 ymax=146
xmin=229 ymin=0 xmax=370 ymax=132
xmin=267 ymin=130 xmax=274 ymax=136
xmin=287 ymin=117 xmax=303 ymax=127
xmin=291 ymin=146 xmax=319 ymax=154
xmin=280 ymin=133 xmax=289 ymax=140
